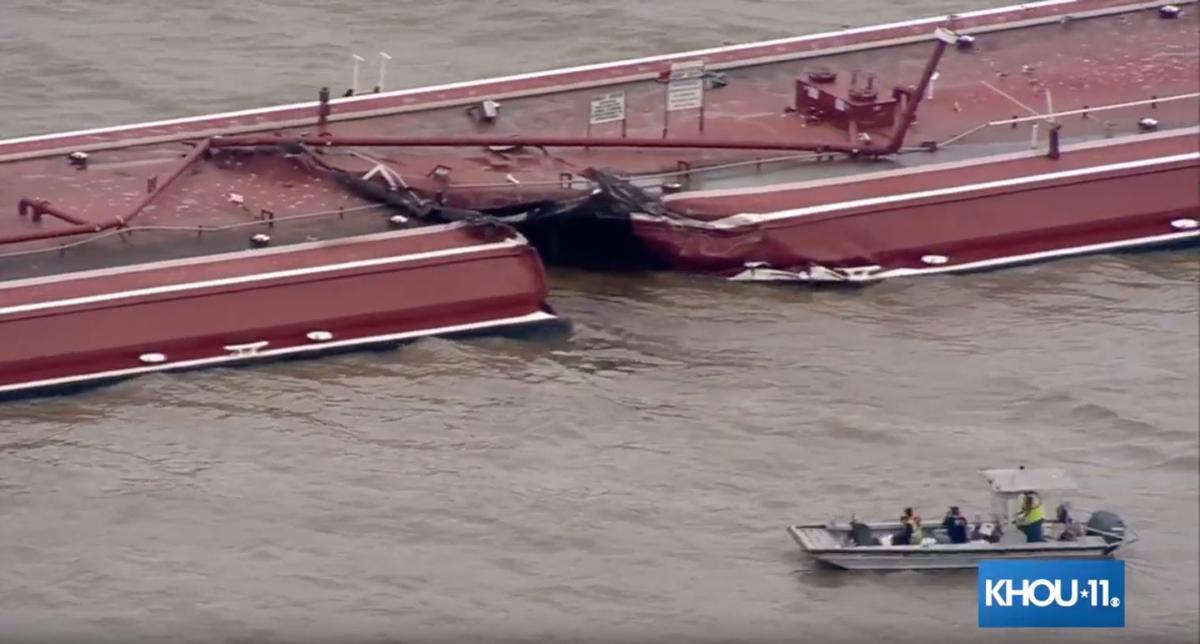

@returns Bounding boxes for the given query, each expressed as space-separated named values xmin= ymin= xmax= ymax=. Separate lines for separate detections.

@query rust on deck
xmin=0 ymin=0 xmax=1196 ymax=276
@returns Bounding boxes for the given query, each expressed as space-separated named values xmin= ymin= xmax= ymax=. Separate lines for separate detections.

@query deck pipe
xmin=4 ymin=31 xmax=954 ymax=247
xmin=210 ymin=134 xmax=879 ymax=155
xmin=212 ymin=30 xmax=952 ymax=158
xmin=880 ymin=34 xmax=951 ymax=155
xmin=18 ymin=198 xmax=94 ymax=227
xmin=3 ymin=139 xmax=210 ymax=247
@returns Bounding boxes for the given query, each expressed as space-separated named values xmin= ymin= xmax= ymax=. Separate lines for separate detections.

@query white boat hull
xmin=787 ymin=523 xmax=1123 ymax=571
xmin=810 ymin=545 xmax=1117 ymax=571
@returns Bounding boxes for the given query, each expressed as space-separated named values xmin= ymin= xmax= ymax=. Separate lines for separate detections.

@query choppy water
xmin=1 ymin=2 xmax=1198 ymax=643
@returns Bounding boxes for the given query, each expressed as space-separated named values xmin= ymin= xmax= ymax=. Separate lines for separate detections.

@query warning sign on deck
xmin=666 ymin=60 xmax=705 ymax=112
xmin=667 ymin=79 xmax=704 ymax=112
xmin=589 ymin=92 xmax=627 ymax=125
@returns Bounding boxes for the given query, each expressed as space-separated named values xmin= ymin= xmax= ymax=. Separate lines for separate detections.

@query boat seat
xmin=850 ymin=522 xmax=880 ymax=546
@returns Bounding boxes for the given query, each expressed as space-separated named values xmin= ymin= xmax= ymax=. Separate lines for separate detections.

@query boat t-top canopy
xmin=980 ymin=468 xmax=1078 ymax=495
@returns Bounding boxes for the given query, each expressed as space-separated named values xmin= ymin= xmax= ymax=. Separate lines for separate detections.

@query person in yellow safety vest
xmin=1015 ymin=491 xmax=1046 ymax=542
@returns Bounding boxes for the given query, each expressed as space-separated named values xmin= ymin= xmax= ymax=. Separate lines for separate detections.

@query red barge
xmin=0 ymin=225 xmax=556 ymax=397
xmin=2 ymin=0 xmax=1197 ymax=396
xmin=641 ymin=127 xmax=1199 ymax=282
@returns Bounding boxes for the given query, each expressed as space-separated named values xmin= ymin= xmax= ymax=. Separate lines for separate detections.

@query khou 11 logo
xmin=978 ymin=560 xmax=1125 ymax=628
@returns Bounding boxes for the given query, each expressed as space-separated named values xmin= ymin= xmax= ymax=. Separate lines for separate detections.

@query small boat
xmin=786 ymin=467 xmax=1137 ymax=571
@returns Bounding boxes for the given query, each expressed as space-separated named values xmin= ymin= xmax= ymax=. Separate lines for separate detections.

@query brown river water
xmin=1 ymin=1 xmax=1198 ymax=642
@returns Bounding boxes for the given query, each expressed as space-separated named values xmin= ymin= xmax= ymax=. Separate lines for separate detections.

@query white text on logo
xmin=985 ymin=579 xmax=1121 ymax=608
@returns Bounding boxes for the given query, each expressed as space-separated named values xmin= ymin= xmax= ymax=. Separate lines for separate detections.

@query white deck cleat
xmin=223 ymin=341 xmax=270 ymax=357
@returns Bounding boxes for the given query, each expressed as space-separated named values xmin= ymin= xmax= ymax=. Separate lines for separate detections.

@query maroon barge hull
xmin=0 ymin=222 xmax=558 ymax=398
xmin=1 ymin=0 xmax=1198 ymax=398
xmin=633 ymin=129 xmax=1200 ymax=282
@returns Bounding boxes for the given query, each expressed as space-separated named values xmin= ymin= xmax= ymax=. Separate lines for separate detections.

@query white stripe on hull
xmin=0 ymin=237 xmax=523 ymax=317
xmin=0 ymin=309 xmax=558 ymax=396
xmin=728 ymin=229 xmax=1200 ymax=284
xmin=640 ymin=152 xmax=1200 ymax=230
xmin=878 ymin=231 xmax=1200 ymax=279
xmin=664 ymin=127 xmax=1200 ymax=202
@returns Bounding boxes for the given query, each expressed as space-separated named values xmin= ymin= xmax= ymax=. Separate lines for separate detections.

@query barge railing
xmin=934 ymin=91 xmax=1200 ymax=148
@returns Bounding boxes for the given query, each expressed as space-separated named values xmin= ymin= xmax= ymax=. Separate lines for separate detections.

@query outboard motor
xmin=1085 ymin=510 xmax=1127 ymax=544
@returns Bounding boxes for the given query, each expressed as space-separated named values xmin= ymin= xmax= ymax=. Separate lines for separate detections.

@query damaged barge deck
xmin=3 ymin=0 xmax=1196 ymax=272
xmin=1 ymin=0 xmax=1197 ymax=396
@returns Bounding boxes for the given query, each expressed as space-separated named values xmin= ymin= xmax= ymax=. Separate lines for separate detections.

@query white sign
xmin=667 ymin=79 xmax=704 ymax=111
xmin=589 ymin=92 xmax=626 ymax=125
xmin=666 ymin=61 xmax=706 ymax=113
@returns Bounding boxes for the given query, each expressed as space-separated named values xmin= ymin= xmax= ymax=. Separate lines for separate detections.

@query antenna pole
xmin=377 ymin=52 xmax=392 ymax=92
xmin=351 ymin=54 xmax=366 ymax=95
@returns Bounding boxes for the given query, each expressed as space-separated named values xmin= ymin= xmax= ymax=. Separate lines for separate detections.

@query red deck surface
xmin=0 ymin=0 xmax=1186 ymax=158
xmin=1 ymin=0 xmax=1196 ymax=277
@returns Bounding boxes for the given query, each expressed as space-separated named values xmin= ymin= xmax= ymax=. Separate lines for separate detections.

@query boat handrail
xmin=815 ymin=509 xmax=1138 ymax=539
xmin=930 ymin=91 xmax=1200 ymax=149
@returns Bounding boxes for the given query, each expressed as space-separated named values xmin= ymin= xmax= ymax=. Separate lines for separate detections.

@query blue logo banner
xmin=978 ymin=559 xmax=1125 ymax=628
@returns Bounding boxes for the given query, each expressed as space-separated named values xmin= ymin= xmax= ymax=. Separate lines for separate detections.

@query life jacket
xmin=1022 ymin=497 xmax=1045 ymax=524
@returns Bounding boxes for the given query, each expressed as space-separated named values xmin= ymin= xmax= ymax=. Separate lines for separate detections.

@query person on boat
xmin=970 ymin=514 xmax=987 ymax=542
xmin=942 ymin=506 xmax=969 ymax=544
xmin=895 ymin=507 xmax=923 ymax=545
xmin=1015 ymin=491 xmax=1046 ymax=542
xmin=1056 ymin=503 xmax=1085 ymax=541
